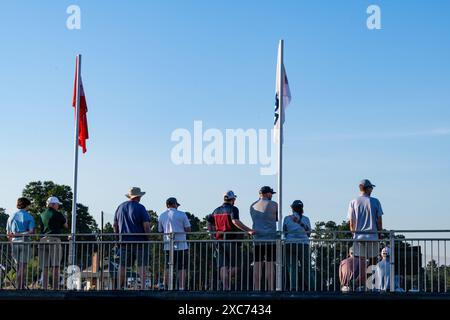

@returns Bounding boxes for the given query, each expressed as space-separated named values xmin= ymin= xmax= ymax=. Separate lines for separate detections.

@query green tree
xmin=23 ymin=181 xmax=73 ymax=217
xmin=185 ymin=212 xmax=210 ymax=240
xmin=147 ymin=210 xmax=159 ymax=233
xmin=0 ymin=208 xmax=8 ymax=240
xmin=22 ymin=181 xmax=98 ymax=235
xmin=423 ymin=259 xmax=450 ymax=292
xmin=102 ymin=222 xmax=114 ymax=234
xmin=99 ymin=222 xmax=115 ymax=243
xmin=67 ymin=203 xmax=99 ymax=235
xmin=312 ymin=220 xmax=352 ymax=240
xmin=185 ymin=212 xmax=201 ymax=231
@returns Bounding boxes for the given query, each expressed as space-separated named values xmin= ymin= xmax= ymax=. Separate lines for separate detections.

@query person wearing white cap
xmin=38 ymin=196 xmax=68 ymax=290
xmin=347 ymin=179 xmax=384 ymax=283
xmin=374 ymin=246 xmax=401 ymax=291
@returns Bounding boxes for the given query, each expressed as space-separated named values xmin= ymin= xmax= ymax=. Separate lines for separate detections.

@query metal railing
xmin=0 ymin=230 xmax=449 ymax=293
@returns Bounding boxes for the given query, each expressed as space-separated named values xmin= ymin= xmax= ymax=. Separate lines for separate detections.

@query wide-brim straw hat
xmin=126 ymin=187 xmax=146 ymax=199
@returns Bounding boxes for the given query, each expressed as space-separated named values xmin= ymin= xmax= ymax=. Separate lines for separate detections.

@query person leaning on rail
xmin=206 ymin=190 xmax=254 ymax=291
xmin=6 ymin=197 xmax=35 ymax=289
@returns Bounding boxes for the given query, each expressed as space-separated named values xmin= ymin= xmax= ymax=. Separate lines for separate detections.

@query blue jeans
xmin=285 ymin=243 xmax=315 ymax=291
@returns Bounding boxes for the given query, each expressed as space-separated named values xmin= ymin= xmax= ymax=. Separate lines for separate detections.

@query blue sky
xmin=0 ymin=0 xmax=449 ymax=230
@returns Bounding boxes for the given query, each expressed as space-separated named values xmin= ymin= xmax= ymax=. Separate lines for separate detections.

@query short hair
xmin=17 ymin=197 xmax=31 ymax=209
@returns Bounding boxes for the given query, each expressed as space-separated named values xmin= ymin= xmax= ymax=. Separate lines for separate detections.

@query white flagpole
xmin=276 ymin=39 xmax=284 ymax=291
xmin=70 ymin=54 xmax=81 ymax=268
xmin=277 ymin=40 xmax=284 ymax=232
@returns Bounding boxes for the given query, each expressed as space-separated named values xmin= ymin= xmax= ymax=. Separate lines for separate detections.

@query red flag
xmin=72 ymin=56 xmax=89 ymax=153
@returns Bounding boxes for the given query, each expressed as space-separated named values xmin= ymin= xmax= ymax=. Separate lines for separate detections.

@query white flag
xmin=273 ymin=42 xmax=291 ymax=144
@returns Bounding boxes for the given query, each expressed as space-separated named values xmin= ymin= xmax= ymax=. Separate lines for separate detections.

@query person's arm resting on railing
xmin=232 ymin=219 xmax=255 ymax=235
xmin=205 ymin=214 xmax=216 ymax=239
xmin=229 ymin=205 xmax=254 ymax=235
xmin=377 ymin=217 xmax=383 ymax=239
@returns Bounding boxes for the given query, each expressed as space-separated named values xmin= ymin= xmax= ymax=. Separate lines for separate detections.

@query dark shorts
xmin=165 ymin=250 xmax=189 ymax=270
xmin=119 ymin=244 xmax=150 ymax=267
xmin=216 ymin=242 xmax=241 ymax=268
xmin=253 ymin=243 xmax=277 ymax=262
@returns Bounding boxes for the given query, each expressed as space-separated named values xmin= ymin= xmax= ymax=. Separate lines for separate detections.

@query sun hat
xmin=126 ymin=187 xmax=146 ymax=199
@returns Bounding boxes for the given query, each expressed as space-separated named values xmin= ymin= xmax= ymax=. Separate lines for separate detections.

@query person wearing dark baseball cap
xmin=283 ymin=199 xmax=315 ymax=290
xmin=259 ymin=186 xmax=276 ymax=195
xmin=348 ymin=179 xmax=384 ymax=283
xmin=158 ymin=197 xmax=191 ymax=290
xmin=166 ymin=197 xmax=180 ymax=207
xmin=250 ymin=186 xmax=278 ymax=291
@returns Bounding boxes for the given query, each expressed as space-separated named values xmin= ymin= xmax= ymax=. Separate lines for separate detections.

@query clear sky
xmin=0 ymin=0 xmax=449 ymax=230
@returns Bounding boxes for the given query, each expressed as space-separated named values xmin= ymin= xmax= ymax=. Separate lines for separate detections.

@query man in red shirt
xmin=206 ymin=190 xmax=254 ymax=290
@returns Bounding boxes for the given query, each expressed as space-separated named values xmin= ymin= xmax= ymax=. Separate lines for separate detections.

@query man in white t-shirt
xmin=158 ymin=197 xmax=192 ymax=290
xmin=348 ymin=179 xmax=384 ymax=284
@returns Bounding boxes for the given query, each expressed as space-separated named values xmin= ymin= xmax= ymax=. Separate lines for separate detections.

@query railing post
xmin=390 ymin=231 xmax=395 ymax=292
xmin=276 ymin=232 xmax=283 ymax=291
xmin=168 ymin=232 xmax=174 ymax=291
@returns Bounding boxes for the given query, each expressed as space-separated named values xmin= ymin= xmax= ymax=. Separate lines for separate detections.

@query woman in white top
xmin=283 ymin=200 xmax=315 ymax=291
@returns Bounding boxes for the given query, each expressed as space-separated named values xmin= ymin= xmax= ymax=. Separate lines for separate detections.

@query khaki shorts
xmin=38 ymin=237 xmax=62 ymax=267
xmin=11 ymin=243 xmax=33 ymax=264
xmin=353 ymin=241 xmax=380 ymax=258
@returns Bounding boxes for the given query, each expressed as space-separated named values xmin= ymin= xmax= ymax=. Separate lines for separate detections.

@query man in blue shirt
xmin=6 ymin=197 xmax=35 ymax=289
xmin=114 ymin=187 xmax=151 ymax=289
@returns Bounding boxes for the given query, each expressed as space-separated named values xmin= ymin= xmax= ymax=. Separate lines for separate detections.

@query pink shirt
xmin=339 ymin=256 xmax=361 ymax=287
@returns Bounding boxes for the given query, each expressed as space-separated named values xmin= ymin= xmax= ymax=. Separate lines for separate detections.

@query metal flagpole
xmin=70 ymin=54 xmax=81 ymax=269
xmin=277 ymin=39 xmax=284 ymax=233
xmin=276 ymin=39 xmax=284 ymax=291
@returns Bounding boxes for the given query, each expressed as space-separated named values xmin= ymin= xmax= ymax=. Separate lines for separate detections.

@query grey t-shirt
xmin=283 ymin=214 xmax=311 ymax=244
xmin=347 ymin=195 xmax=383 ymax=240
xmin=250 ymin=198 xmax=278 ymax=240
